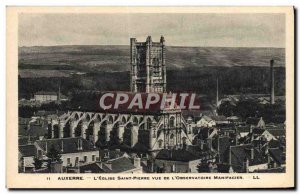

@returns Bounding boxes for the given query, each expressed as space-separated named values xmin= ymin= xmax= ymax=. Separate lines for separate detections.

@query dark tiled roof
xmin=19 ymin=144 xmax=36 ymax=157
xmin=35 ymin=137 xmax=98 ymax=154
xmin=230 ymin=144 xmax=268 ymax=173
xmin=35 ymin=91 xmax=57 ymax=96
xmin=99 ymin=149 xmax=127 ymax=160
xmin=197 ymin=127 xmax=215 ymax=139
xmin=211 ymin=116 xmax=227 ymax=122
xmin=237 ymin=125 xmax=251 ymax=133
xmin=268 ymin=139 xmax=281 ymax=148
xmin=251 ymin=128 xmax=265 ymax=135
xmin=246 ymin=117 xmax=261 ymax=125
xmin=80 ymin=163 xmax=105 ymax=173
xmin=269 ymin=148 xmax=285 ymax=165
xmin=254 ymin=167 xmax=285 ymax=173
xmin=268 ymin=130 xmax=286 ymax=137
xmin=18 ymin=136 xmax=40 ymax=145
xmin=34 ymin=110 xmax=65 ymax=117
xmin=19 ymin=117 xmax=31 ymax=125
xmin=102 ymin=157 xmax=136 ymax=173
xmin=212 ymin=136 xmax=231 ymax=162
xmin=155 ymin=149 xmax=200 ymax=162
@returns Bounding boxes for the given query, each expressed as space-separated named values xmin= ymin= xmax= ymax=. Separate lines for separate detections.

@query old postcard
xmin=6 ymin=7 xmax=294 ymax=189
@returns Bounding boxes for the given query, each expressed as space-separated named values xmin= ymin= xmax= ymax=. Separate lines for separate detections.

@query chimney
xmin=270 ymin=59 xmax=275 ymax=104
xmin=133 ymin=157 xmax=141 ymax=168
xmin=244 ymin=159 xmax=249 ymax=173
xmin=251 ymin=148 xmax=254 ymax=160
xmin=200 ymin=140 xmax=204 ymax=150
xmin=216 ymin=76 xmax=219 ymax=107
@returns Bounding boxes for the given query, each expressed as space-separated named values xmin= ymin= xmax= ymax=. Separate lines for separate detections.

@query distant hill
xmin=19 ymin=45 xmax=285 ymax=72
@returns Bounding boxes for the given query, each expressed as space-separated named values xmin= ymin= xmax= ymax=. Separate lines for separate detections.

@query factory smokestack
xmin=216 ymin=76 xmax=219 ymax=107
xmin=270 ymin=59 xmax=275 ymax=104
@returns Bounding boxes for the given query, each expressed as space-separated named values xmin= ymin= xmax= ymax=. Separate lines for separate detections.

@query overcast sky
xmin=19 ymin=13 xmax=285 ymax=48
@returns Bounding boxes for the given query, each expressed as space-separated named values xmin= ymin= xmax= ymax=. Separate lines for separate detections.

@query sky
xmin=19 ymin=13 xmax=285 ymax=48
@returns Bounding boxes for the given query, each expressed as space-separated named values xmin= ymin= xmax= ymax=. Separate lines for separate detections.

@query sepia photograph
xmin=6 ymin=6 xmax=294 ymax=189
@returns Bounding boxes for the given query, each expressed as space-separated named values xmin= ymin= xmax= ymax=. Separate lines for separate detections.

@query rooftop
xmin=156 ymin=149 xmax=201 ymax=162
xmin=35 ymin=137 xmax=98 ymax=154
xmin=19 ymin=144 xmax=36 ymax=157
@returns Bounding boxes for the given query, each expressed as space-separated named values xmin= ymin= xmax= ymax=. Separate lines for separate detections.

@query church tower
xmin=130 ymin=36 xmax=166 ymax=93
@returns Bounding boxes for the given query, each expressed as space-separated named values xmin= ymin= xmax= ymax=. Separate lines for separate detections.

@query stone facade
xmin=130 ymin=36 xmax=166 ymax=93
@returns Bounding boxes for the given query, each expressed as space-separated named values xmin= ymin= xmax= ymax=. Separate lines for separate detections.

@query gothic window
xmin=153 ymin=130 xmax=156 ymax=138
xmin=182 ymin=137 xmax=187 ymax=145
xmin=169 ymin=134 xmax=175 ymax=147
xmin=169 ymin=117 xmax=175 ymax=128
xmin=122 ymin=116 xmax=127 ymax=124
xmin=158 ymin=140 xmax=163 ymax=148
xmin=147 ymin=118 xmax=152 ymax=130
xmin=133 ymin=117 xmax=138 ymax=125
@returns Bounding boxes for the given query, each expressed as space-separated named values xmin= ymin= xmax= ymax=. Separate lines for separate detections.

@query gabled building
xmin=79 ymin=156 xmax=143 ymax=173
xmin=154 ymin=148 xmax=209 ymax=173
xmin=211 ymin=115 xmax=229 ymax=125
xmin=229 ymin=144 xmax=268 ymax=173
xmin=18 ymin=144 xmax=37 ymax=172
xmin=268 ymin=148 xmax=286 ymax=168
xmin=34 ymin=137 xmax=99 ymax=167
xmin=246 ymin=117 xmax=265 ymax=129
xmin=196 ymin=115 xmax=216 ymax=127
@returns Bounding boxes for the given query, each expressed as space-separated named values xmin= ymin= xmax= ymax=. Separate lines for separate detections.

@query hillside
xmin=19 ymin=45 xmax=285 ymax=72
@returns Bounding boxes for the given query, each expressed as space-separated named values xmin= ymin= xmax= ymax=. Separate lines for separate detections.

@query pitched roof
xmin=35 ymin=91 xmax=57 ymax=96
xmin=99 ymin=149 xmax=127 ymax=160
xmin=212 ymin=136 xmax=231 ymax=156
xmin=35 ymin=137 xmax=98 ymax=154
xmin=211 ymin=116 xmax=227 ymax=122
xmin=102 ymin=157 xmax=136 ymax=173
xmin=253 ymin=167 xmax=285 ymax=173
xmin=155 ymin=149 xmax=200 ymax=162
xmin=19 ymin=144 xmax=36 ymax=157
xmin=230 ymin=144 xmax=268 ymax=172
xmin=268 ymin=130 xmax=286 ymax=137
xmin=18 ymin=136 xmax=40 ymax=146
xmin=237 ymin=125 xmax=251 ymax=133
xmin=79 ymin=163 xmax=105 ymax=173
xmin=34 ymin=110 xmax=65 ymax=117
xmin=200 ymin=115 xmax=213 ymax=122
xmin=267 ymin=139 xmax=283 ymax=148
xmin=246 ymin=117 xmax=262 ymax=125
xmin=252 ymin=128 xmax=265 ymax=135
xmin=80 ymin=157 xmax=137 ymax=173
xmin=269 ymin=148 xmax=285 ymax=165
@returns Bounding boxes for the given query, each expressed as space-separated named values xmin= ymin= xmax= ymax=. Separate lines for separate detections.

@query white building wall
xmin=61 ymin=151 xmax=99 ymax=167
xmin=248 ymin=163 xmax=268 ymax=172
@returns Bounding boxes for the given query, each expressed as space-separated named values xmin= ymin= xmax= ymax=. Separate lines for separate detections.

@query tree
xmin=33 ymin=157 xmax=43 ymax=170
xmin=46 ymin=145 xmax=62 ymax=170
xmin=197 ymin=160 xmax=210 ymax=173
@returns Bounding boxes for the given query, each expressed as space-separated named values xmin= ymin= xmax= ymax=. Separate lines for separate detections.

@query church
xmin=48 ymin=36 xmax=194 ymax=155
